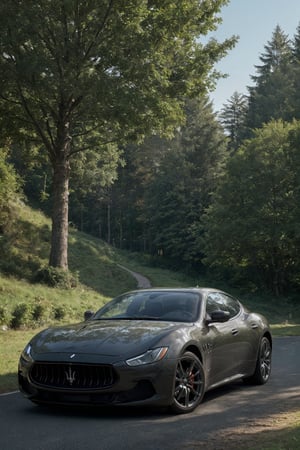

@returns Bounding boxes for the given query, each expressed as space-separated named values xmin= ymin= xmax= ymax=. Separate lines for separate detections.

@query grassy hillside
xmin=0 ymin=201 xmax=200 ymax=330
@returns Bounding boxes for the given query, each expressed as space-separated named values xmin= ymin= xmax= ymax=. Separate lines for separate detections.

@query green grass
xmin=0 ymin=328 xmax=43 ymax=392
xmin=270 ymin=323 xmax=300 ymax=336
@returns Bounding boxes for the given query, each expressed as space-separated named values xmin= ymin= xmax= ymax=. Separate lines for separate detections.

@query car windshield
xmin=93 ymin=291 xmax=201 ymax=323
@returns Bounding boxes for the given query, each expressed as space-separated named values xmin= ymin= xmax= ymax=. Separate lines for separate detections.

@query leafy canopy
xmin=203 ymin=120 xmax=300 ymax=294
xmin=0 ymin=0 xmax=235 ymax=269
xmin=0 ymin=0 xmax=236 ymax=156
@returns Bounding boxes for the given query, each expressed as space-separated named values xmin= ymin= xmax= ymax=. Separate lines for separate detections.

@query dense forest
xmin=1 ymin=2 xmax=300 ymax=296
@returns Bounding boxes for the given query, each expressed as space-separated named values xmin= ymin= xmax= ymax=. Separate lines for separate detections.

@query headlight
xmin=21 ymin=343 xmax=33 ymax=362
xmin=126 ymin=347 xmax=168 ymax=366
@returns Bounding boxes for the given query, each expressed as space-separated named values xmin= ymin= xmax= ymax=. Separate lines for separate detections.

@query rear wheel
xmin=245 ymin=336 xmax=272 ymax=384
xmin=170 ymin=351 xmax=205 ymax=414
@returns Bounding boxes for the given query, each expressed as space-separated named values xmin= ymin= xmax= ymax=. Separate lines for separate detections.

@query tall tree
xmin=246 ymin=25 xmax=294 ymax=131
xmin=106 ymin=137 xmax=169 ymax=251
xmin=290 ymin=22 xmax=300 ymax=119
xmin=203 ymin=120 xmax=300 ymax=295
xmin=144 ymin=97 xmax=227 ymax=269
xmin=219 ymin=91 xmax=248 ymax=152
xmin=0 ymin=0 xmax=235 ymax=270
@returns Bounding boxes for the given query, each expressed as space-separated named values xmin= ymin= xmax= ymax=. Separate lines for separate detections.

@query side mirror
xmin=84 ymin=310 xmax=94 ymax=321
xmin=206 ymin=310 xmax=230 ymax=324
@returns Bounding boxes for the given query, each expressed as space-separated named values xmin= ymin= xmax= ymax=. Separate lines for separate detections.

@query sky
xmin=207 ymin=0 xmax=300 ymax=112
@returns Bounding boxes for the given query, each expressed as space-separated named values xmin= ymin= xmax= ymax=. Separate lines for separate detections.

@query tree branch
xmin=16 ymin=83 xmax=54 ymax=159
xmin=83 ymin=0 xmax=114 ymax=62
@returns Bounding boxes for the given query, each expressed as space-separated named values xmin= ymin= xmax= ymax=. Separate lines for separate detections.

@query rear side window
xmin=206 ymin=292 xmax=241 ymax=319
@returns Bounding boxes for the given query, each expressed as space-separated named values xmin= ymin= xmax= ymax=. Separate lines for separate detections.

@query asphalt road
xmin=0 ymin=337 xmax=299 ymax=450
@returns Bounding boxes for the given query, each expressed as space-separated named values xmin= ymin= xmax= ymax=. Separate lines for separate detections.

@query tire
xmin=170 ymin=351 xmax=205 ymax=414
xmin=245 ymin=336 xmax=272 ymax=385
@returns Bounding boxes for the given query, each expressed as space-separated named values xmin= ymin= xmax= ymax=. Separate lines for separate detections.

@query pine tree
xmin=144 ymin=97 xmax=228 ymax=269
xmin=246 ymin=25 xmax=294 ymax=131
xmin=219 ymin=91 xmax=248 ymax=152
xmin=290 ymin=22 xmax=300 ymax=119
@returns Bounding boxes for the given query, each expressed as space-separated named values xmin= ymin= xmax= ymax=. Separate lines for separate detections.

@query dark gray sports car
xmin=19 ymin=288 xmax=272 ymax=413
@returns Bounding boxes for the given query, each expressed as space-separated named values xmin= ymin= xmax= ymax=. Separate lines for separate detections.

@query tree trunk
xmin=49 ymin=158 xmax=70 ymax=269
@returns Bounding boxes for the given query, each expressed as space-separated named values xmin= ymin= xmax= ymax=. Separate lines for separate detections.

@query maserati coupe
xmin=19 ymin=288 xmax=272 ymax=413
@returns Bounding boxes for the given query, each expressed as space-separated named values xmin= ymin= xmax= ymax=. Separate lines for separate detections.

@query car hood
xmin=30 ymin=320 xmax=185 ymax=360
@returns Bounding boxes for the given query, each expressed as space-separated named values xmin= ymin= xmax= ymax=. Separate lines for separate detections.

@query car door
xmin=204 ymin=292 xmax=247 ymax=387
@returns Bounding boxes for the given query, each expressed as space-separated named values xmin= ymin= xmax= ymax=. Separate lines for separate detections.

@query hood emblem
xmin=65 ymin=366 xmax=76 ymax=385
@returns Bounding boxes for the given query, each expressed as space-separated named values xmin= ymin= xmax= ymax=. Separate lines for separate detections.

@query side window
xmin=221 ymin=294 xmax=241 ymax=318
xmin=206 ymin=293 xmax=240 ymax=319
xmin=206 ymin=293 xmax=224 ymax=315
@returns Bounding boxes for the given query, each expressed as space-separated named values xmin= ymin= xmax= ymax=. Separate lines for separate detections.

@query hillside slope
xmin=0 ymin=202 xmax=196 ymax=329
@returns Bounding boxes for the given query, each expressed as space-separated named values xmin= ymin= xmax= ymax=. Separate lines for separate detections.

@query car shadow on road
xmin=21 ymin=380 xmax=249 ymax=421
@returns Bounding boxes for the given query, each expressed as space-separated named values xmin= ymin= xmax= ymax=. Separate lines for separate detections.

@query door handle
xmin=231 ymin=328 xmax=239 ymax=336
xmin=251 ymin=323 xmax=258 ymax=329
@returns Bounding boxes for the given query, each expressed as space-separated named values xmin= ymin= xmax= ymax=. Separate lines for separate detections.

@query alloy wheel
xmin=171 ymin=351 xmax=205 ymax=413
xmin=259 ymin=337 xmax=272 ymax=382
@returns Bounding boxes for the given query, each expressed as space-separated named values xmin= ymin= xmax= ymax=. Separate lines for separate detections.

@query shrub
xmin=34 ymin=266 xmax=79 ymax=289
xmin=10 ymin=302 xmax=31 ymax=329
xmin=32 ymin=302 xmax=48 ymax=324
xmin=0 ymin=305 xmax=11 ymax=326
xmin=53 ymin=305 xmax=67 ymax=320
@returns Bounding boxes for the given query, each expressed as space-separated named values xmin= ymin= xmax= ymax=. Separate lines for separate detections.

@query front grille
xmin=29 ymin=362 xmax=117 ymax=390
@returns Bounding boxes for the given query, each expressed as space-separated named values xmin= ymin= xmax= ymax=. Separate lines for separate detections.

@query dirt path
xmin=117 ymin=264 xmax=152 ymax=288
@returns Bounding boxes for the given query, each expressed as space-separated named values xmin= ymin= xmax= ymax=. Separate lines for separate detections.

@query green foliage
xmin=0 ymin=146 xmax=23 ymax=233
xmin=34 ymin=266 xmax=79 ymax=289
xmin=143 ymin=97 xmax=228 ymax=269
xmin=31 ymin=302 xmax=47 ymax=322
xmin=8 ymin=300 xmax=81 ymax=328
xmin=91 ymin=97 xmax=228 ymax=268
xmin=10 ymin=303 xmax=31 ymax=329
xmin=203 ymin=120 xmax=300 ymax=295
xmin=245 ymin=26 xmax=295 ymax=131
xmin=0 ymin=204 xmax=50 ymax=280
xmin=0 ymin=0 xmax=236 ymax=269
xmin=4 ymin=14 xmax=300 ymax=301
xmin=219 ymin=91 xmax=248 ymax=151
xmin=52 ymin=305 xmax=68 ymax=321
xmin=0 ymin=305 xmax=11 ymax=326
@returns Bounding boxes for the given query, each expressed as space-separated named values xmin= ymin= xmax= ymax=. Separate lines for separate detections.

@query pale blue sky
xmin=207 ymin=0 xmax=300 ymax=111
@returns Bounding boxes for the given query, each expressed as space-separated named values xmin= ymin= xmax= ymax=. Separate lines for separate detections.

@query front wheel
xmin=245 ymin=336 xmax=272 ymax=385
xmin=170 ymin=351 xmax=205 ymax=414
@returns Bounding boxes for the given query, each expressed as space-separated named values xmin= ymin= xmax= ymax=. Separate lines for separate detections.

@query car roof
xmin=125 ymin=287 xmax=225 ymax=296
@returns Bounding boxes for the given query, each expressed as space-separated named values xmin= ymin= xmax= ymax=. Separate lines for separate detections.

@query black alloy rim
xmin=174 ymin=354 xmax=204 ymax=410
xmin=260 ymin=338 xmax=272 ymax=381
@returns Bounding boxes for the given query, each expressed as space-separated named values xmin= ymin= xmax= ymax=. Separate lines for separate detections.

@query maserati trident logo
xmin=65 ymin=366 xmax=76 ymax=385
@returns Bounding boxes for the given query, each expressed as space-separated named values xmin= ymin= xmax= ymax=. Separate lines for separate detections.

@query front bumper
xmin=18 ymin=355 xmax=176 ymax=407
